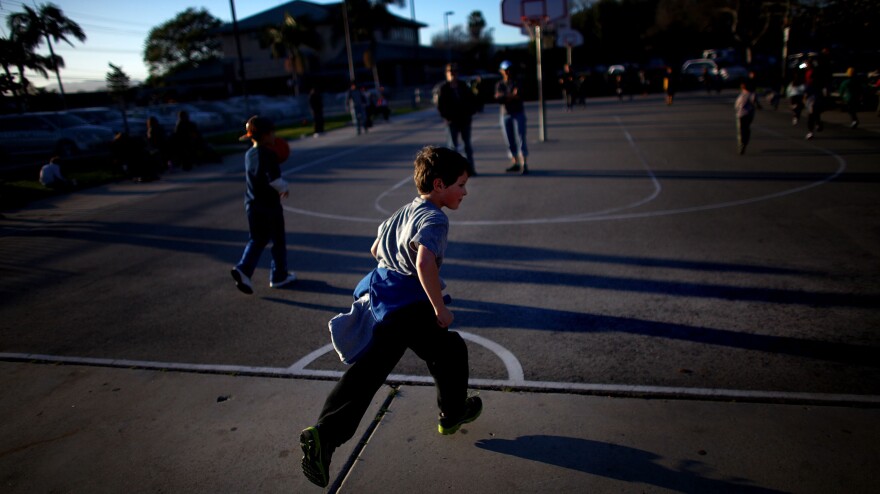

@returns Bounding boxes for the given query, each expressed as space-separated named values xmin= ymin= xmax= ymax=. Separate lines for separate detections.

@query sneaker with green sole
xmin=438 ymin=396 xmax=482 ymax=435
xmin=300 ymin=426 xmax=333 ymax=487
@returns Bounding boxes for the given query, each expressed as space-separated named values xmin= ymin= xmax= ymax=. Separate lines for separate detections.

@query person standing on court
xmin=495 ymin=60 xmax=528 ymax=174
xmin=838 ymin=67 xmax=861 ymax=129
xmin=734 ymin=81 xmax=757 ymax=155
xmin=559 ymin=63 xmax=576 ymax=111
xmin=437 ymin=63 xmax=478 ymax=176
xmin=803 ymin=57 xmax=824 ymax=140
xmin=308 ymin=87 xmax=324 ymax=136
xmin=230 ymin=116 xmax=296 ymax=294
xmin=663 ymin=66 xmax=677 ymax=105
xmin=346 ymin=81 xmax=367 ymax=135
xmin=299 ymin=146 xmax=481 ymax=488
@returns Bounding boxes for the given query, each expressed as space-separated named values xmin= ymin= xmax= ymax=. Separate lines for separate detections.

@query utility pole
xmin=444 ymin=11 xmax=454 ymax=62
xmin=343 ymin=0 xmax=355 ymax=81
xmin=229 ymin=0 xmax=250 ymax=115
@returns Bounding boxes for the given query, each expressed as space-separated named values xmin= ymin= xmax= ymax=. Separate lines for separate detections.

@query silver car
xmin=0 ymin=112 xmax=115 ymax=162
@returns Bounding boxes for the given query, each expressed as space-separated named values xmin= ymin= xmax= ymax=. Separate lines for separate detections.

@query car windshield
xmin=41 ymin=113 xmax=90 ymax=128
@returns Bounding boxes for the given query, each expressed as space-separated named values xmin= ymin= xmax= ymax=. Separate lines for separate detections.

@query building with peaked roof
xmin=215 ymin=0 xmax=446 ymax=96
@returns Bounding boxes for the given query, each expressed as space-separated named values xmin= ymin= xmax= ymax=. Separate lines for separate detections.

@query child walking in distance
xmin=735 ymin=81 xmax=757 ymax=155
xmin=300 ymin=146 xmax=481 ymax=488
xmin=230 ymin=116 xmax=296 ymax=294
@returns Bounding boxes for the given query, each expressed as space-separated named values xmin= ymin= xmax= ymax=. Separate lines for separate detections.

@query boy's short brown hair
xmin=413 ymin=146 xmax=470 ymax=194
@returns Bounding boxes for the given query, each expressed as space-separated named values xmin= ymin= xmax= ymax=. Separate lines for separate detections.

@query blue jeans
xmin=236 ymin=205 xmax=288 ymax=282
xmin=501 ymin=112 xmax=528 ymax=160
xmin=445 ymin=121 xmax=474 ymax=166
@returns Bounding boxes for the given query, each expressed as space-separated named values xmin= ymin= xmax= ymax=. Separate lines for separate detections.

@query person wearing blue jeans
xmin=495 ymin=60 xmax=528 ymax=174
xmin=231 ymin=116 xmax=296 ymax=294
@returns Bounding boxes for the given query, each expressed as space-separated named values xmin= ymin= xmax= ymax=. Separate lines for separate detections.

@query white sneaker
xmin=270 ymin=272 xmax=297 ymax=288
xmin=792 ymin=117 xmax=798 ymax=126
xmin=805 ymin=132 xmax=813 ymax=140
xmin=850 ymin=121 xmax=858 ymax=128
xmin=231 ymin=267 xmax=253 ymax=295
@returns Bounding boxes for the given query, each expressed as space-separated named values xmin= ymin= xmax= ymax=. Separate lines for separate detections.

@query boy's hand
xmin=436 ymin=306 xmax=454 ymax=328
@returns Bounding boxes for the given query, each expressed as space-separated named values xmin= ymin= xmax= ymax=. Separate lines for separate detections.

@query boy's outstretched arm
xmin=416 ymin=244 xmax=453 ymax=328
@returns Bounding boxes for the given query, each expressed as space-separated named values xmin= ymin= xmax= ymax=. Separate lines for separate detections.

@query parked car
xmin=227 ymin=95 xmax=303 ymax=123
xmin=681 ymin=59 xmax=720 ymax=82
xmin=718 ymin=64 xmax=749 ymax=84
xmin=127 ymin=104 xmax=225 ymax=133
xmin=68 ymin=106 xmax=147 ymax=136
xmin=0 ymin=111 xmax=114 ymax=162
xmin=188 ymin=100 xmax=249 ymax=130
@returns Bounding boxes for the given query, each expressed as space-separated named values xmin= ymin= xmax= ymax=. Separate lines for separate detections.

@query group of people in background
xmin=39 ymin=109 xmax=217 ymax=191
xmin=736 ymin=50 xmax=873 ymax=155
xmin=436 ymin=60 xmax=529 ymax=176
xmin=109 ymin=110 xmax=217 ymax=183
xmin=345 ymin=82 xmax=391 ymax=136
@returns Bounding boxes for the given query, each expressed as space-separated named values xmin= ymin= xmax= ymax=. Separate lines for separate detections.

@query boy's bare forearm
xmin=416 ymin=248 xmax=445 ymax=312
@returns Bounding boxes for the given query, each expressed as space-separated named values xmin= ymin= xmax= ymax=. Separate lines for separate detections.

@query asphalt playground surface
xmin=1 ymin=91 xmax=879 ymax=493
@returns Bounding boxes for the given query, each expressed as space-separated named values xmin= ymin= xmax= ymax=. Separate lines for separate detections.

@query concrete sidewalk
xmin=1 ymin=361 xmax=876 ymax=493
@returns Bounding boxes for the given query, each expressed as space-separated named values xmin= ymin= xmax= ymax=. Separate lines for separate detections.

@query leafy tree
xmin=466 ymin=11 xmax=494 ymax=67
xmin=263 ymin=13 xmax=322 ymax=96
xmin=430 ymin=11 xmax=493 ymax=70
xmin=1 ymin=30 xmax=54 ymax=111
xmin=7 ymin=3 xmax=85 ymax=108
xmin=467 ymin=11 xmax=488 ymax=42
xmin=106 ymin=63 xmax=132 ymax=134
xmin=144 ymin=8 xmax=222 ymax=82
xmin=345 ymin=0 xmax=404 ymax=87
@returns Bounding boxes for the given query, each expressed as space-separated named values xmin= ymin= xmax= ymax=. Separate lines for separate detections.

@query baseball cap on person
xmin=499 ymin=60 xmax=512 ymax=71
xmin=239 ymin=116 xmax=274 ymax=141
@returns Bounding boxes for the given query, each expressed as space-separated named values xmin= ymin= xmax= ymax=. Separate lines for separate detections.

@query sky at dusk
xmin=0 ymin=0 xmax=543 ymax=91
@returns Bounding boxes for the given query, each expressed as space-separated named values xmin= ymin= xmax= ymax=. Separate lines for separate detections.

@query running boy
xmin=300 ymin=146 xmax=481 ymax=488
xmin=230 ymin=116 xmax=296 ymax=294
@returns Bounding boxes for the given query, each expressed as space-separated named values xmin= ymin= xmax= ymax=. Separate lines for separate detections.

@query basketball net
xmin=522 ymin=16 xmax=549 ymax=41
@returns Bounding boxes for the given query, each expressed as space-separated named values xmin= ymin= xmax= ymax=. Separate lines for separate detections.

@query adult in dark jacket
xmin=437 ymin=63 xmax=478 ymax=176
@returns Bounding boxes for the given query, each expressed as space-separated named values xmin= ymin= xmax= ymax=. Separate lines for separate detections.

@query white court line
xmin=2 ymin=348 xmax=877 ymax=406
xmin=286 ymin=332 xmax=524 ymax=383
xmin=282 ymin=116 xmax=846 ymax=226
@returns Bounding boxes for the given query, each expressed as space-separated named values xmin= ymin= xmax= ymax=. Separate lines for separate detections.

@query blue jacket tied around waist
xmin=328 ymin=268 xmax=450 ymax=364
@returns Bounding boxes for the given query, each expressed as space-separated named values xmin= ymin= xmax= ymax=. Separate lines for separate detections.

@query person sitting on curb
xmin=39 ymin=156 xmax=76 ymax=190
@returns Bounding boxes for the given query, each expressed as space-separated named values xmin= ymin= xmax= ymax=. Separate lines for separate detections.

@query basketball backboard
xmin=501 ymin=0 xmax=568 ymax=26
xmin=556 ymin=28 xmax=584 ymax=48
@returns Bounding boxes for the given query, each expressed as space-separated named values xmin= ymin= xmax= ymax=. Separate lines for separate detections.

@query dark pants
xmin=806 ymin=95 xmax=823 ymax=133
xmin=737 ymin=113 xmax=753 ymax=151
xmin=316 ymin=301 xmax=469 ymax=448
xmin=446 ymin=120 xmax=474 ymax=170
xmin=235 ymin=205 xmax=288 ymax=282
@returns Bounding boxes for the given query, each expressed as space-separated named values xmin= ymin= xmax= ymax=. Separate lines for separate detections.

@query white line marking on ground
xmin=285 ymin=332 xmax=524 ymax=383
xmin=374 ymin=176 xmax=412 ymax=215
xmin=282 ymin=116 xmax=846 ymax=226
xmin=3 ymin=350 xmax=877 ymax=405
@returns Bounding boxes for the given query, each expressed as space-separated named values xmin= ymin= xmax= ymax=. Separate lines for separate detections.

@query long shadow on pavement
xmin=475 ymin=435 xmax=787 ymax=494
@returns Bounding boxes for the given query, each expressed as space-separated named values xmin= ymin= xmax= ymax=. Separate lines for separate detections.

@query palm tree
xmin=0 ymin=34 xmax=53 ymax=111
xmin=8 ymin=3 xmax=85 ymax=108
xmin=263 ymin=13 xmax=322 ymax=96
xmin=346 ymin=0 xmax=401 ymax=88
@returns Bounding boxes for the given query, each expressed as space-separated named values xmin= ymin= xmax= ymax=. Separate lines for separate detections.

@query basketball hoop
xmin=501 ymin=0 xmax=567 ymax=27
xmin=500 ymin=0 xmax=569 ymax=143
